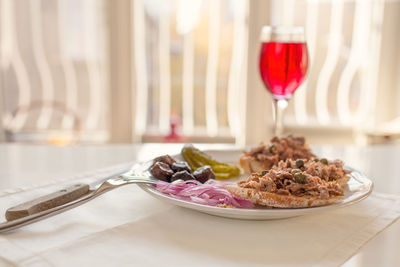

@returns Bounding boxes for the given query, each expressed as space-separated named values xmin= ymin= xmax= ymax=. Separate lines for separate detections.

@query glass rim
xmin=260 ymin=26 xmax=305 ymax=42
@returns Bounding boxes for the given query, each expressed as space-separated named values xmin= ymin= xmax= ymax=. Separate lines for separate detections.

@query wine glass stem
xmin=273 ymin=98 xmax=288 ymax=136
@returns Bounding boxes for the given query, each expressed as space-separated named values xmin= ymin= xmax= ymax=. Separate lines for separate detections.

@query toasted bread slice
xmin=226 ymin=184 xmax=343 ymax=208
xmin=239 ymin=155 xmax=265 ymax=173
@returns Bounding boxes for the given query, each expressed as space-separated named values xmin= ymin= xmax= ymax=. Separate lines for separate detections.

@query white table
xmin=0 ymin=143 xmax=399 ymax=266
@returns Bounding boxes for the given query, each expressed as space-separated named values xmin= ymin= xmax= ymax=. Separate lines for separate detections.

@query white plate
xmin=128 ymin=149 xmax=373 ymax=220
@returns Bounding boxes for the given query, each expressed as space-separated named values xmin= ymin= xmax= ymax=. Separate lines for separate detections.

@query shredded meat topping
xmin=238 ymin=159 xmax=345 ymax=199
xmin=243 ymin=136 xmax=315 ymax=170
xmin=276 ymin=159 xmax=350 ymax=182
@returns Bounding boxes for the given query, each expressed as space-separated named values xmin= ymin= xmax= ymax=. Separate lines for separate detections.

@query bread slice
xmin=226 ymin=184 xmax=343 ymax=208
xmin=239 ymin=155 xmax=265 ymax=173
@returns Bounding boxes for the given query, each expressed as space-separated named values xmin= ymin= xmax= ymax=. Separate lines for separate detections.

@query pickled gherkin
xmin=181 ymin=145 xmax=241 ymax=180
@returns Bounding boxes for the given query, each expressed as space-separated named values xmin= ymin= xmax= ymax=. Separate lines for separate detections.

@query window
xmin=1 ymin=0 xmax=399 ymax=145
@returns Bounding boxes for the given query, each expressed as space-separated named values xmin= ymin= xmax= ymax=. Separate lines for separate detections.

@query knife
xmin=0 ymin=169 xmax=158 ymax=233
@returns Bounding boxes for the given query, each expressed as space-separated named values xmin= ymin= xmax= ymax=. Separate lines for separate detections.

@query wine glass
xmin=259 ymin=26 xmax=309 ymax=136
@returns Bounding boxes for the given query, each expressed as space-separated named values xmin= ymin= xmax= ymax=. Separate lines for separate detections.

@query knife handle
xmin=5 ymin=184 xmax=90 ymax=221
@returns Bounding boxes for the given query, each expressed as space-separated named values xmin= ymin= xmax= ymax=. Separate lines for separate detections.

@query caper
xmin=291 ymin=169 xmax=300 ymax=175
xmin=287 ymin=133 xmax=293 ymax=138
xmin=268 ymin=144 xmax=276 ymax=153
xmin=294 ymin=173 xmax=307 ymax=184
xmin=296 ymin=159 xmax=304 ymax=168
xmin=261 ymin=170 xmax=268 ymax=176
xmin=320 ymin=158 xmax=328 ymax=165
xmin=313 ymin=158 xmax=319 ymax=162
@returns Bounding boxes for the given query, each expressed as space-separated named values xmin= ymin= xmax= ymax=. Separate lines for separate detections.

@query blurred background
xmin=0 ymin=0 xmax=399 ymax=146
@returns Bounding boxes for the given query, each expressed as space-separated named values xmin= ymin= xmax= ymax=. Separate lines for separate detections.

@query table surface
xmin=0 ymin=143 xmax=399 ymax=266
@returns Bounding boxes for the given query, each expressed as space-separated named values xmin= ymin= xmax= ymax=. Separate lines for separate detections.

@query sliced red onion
xmin=154 ymin=179 xmax=254 ymax=209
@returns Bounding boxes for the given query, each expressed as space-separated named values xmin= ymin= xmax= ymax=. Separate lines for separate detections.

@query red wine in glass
xmin=259 ymin=42 xmax=308 ymax=99
xmin=258 ymin=26 xmax=309 ymax=136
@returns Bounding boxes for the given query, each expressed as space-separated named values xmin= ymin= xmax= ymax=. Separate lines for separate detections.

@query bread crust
xmin=226 ymin=184 xmax=343 ymax=208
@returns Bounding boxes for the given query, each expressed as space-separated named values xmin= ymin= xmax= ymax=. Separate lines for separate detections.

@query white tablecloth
xmin=0 ymin=165 xmax=399 ymax=267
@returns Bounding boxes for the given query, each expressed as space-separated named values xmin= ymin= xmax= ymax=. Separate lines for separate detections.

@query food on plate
xmin=170 ymin=170 xmax=195 ymax=182
xmin=151 ymin=136 xmax=352 ymax=209
xmin=302 ymin=158 xmax=350 ymax=186
xmin=155 ymin=179 xmax=253 ymax=208
xmin=154 ymin=155 xmax=176 ymax=166
xmin=171 ymin=161 xmax=192 ymax=173
xmin=193 ymin=166 xmax=215 ymax=183
xmin=149 ymin=161 xmax=174 ymax=182
xmin=150 ymin=154 xmax=216 ymax=184
xmin=182 ymin=145 xmax=240 ymax=179
xmin=226 ymin=159 xmax=345 ymax=208
xmin=240 ymin=135 xmax=315 ymax=173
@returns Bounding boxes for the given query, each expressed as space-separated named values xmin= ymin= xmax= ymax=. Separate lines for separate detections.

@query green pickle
xmin=215 ymin=173 xmax=231 ymax=179
xmin=181 ymin=148 xmax=200 ymax=169
xmin=181 ymin=145 xmax=240 ymax=180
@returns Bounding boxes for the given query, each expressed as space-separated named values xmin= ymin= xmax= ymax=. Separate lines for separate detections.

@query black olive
xmin=171 ymin=161 xmax=192 ymax=173
xmin=193 ymin=165 xmax=215 ymax=183
xmin=296 ymin=159 xmax=304 ymax=168
xmin=153 ymin=155 xmax=176 ymax=167
xmin=150 ymin=162 xmax=174 ymax=182
xmin=170 ymin=170 xmax=195 ymax=182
